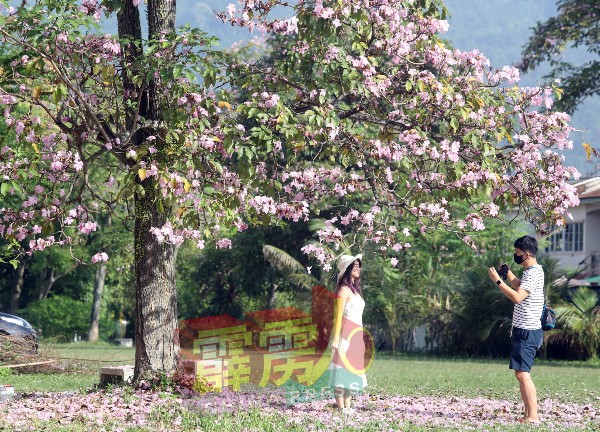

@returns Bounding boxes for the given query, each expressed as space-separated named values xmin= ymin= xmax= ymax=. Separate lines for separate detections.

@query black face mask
xmin=514 ymin=253 xmax=526 ymax=264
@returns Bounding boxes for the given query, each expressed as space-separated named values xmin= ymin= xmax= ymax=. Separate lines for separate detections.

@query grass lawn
xmin=2 ymin=341 xmax=135 ymax=392
xmin=2 ymin=345 xmax=599 ymax=431
xmin=369 ymin=353 xmax=600 ymax=405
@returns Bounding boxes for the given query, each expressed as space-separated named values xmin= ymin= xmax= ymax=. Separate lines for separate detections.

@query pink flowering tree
xmin=220 ymin=0 xmax=581 ymax=266
xmin=0 ymin=0 xmax=239 ymax=379
xmin=0 ymin=0 xmax=581 ymax=378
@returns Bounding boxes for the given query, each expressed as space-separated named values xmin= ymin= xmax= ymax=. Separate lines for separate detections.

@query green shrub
xmin=20 ymin=296 xmax=114 ymax=341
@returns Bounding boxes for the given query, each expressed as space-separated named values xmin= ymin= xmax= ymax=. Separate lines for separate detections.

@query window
xmin=545 ymin=222 xmax=583 ymax=252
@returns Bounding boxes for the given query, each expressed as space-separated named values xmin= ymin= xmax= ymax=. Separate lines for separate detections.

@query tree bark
xmin=117 ymin=0 xmax=144 ymax=128
xmin=87 ymin=260 xmax=107 ymax=342
xmin=134 ymin=184 xmax=179 ymax=380
xmin=147 ymin=0 xmax=175 ymax=121
xmin=9 ymin=256 xmax=29 ymax=315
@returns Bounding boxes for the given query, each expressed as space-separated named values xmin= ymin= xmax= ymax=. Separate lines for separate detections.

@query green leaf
xmin=9 ymin=260 xmax=19 ymax=270
xmin=0 ymin=183 xmax=9 ymax=196
xmin=101 ymin=65 xmax=113 ymax=83
xmin=245 ymin=147 xmax=254 ymax=161
xmin=156 ymin=199 xmax=165 ymax=214
xmin=173 ymin=65 xmax=183 ymax=79
xmin=10 ymin=181 xmax=22 ymax=194
xmin=450 ymin=117 xmax=459 ymax=133
xmin=135 ymin=184 xmax=145 ymax=197
xmin=53 ymin=86 xmax=63 ymax=104
xmin=146 ymin=69 xmax=156 ymax=82
xmin=42 ymin=224 xmax=53 ymax=237
xmin=210 ymin=160 xmax=223 ymax=174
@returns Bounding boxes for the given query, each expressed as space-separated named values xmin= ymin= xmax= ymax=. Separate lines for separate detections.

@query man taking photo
xmin=488 ymin=235 xmax=545 ymax=424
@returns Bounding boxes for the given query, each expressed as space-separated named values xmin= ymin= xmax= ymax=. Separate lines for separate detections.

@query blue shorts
xmin=510 ymin=327 xmax=543 ymax=373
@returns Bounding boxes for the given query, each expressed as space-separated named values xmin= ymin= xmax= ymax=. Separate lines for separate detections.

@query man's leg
xmin=515 ymin=370 xmax=539 ymax=422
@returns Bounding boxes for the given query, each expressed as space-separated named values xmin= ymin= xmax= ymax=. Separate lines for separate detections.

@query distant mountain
xmin=445 ymin=0 xmax=599 ymax=176
xmin=177 ymin=1 xmax=255 ymax=47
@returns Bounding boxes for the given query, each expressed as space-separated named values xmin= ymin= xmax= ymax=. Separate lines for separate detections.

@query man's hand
xmin=498 ymin=263 xmax=509 ymax=280
xmin=488 ymin=267 xmax=500 ymax=283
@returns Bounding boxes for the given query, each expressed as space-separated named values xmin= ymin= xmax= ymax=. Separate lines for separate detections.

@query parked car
xmin=0 ymin=312 xmax=39 ymax=353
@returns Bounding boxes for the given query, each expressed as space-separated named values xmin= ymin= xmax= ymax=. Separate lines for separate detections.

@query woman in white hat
xmin=329 ymin=253 xmax=367 ymax=417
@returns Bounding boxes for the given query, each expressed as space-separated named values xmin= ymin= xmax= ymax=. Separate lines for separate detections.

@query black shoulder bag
xmin=540 ymin=283 xmax=557 ymax=331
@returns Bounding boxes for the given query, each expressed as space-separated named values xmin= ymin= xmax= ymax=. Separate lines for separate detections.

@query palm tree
xmin=262 ymin=244 xmax=319 ymax=308
xmin=369 ymin=261 xmax=422 ymax=354
xmin=260 ymin=218 xmax=360 ymax=307
xmin=553 ymin=287 xmax=600 ymax=360
xmin=457 ymin=254 xmax=514 ymax=356
xmin=535 ymin=254 xmax=585 ymax=359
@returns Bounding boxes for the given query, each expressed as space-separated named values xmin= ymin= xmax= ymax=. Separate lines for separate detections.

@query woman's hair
xmin=337 ymin=259 xmax=361 ymax=295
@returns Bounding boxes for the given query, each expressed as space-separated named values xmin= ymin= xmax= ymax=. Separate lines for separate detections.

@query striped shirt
xmin=512 ymin=264 xmax=545 ymax=330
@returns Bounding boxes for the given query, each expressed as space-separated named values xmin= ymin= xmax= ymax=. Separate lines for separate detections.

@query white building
xmin=544 ymin=177 xmax=600 ymax=277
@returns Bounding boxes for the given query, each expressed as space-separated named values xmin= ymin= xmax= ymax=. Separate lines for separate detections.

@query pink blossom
xmin=14 ymin=121 xmax=25 ymax=134
xmin=226 ymin=3 xmax=236 ymax=17
xmin=78 ymin=221 xmax=98 ymax=234
xmin=216 ymin=238 xmax=232 ymax=249
xmin=91 ymin=252 xmax=109 ymax=263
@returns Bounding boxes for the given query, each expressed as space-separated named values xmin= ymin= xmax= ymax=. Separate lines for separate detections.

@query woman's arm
xmin=331 ymin=286 xmax=349 ymax=349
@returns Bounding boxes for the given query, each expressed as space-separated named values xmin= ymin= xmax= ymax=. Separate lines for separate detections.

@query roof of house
xmin=574 ymin=177 xmax=600 ymax=200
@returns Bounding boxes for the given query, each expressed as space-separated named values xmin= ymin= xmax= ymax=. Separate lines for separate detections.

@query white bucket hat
xmin=336 ymin=254 xmax=362 ymax=282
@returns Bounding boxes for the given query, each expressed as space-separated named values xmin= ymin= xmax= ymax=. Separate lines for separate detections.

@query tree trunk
xmin=39 ymin=268 xmax=55 ymax=300
xmin=267 ymin=283 xmax=278 ymax=310
xmin=87 ymin=260 xmax=107 ymax=342
xmin=87 ymin=215 xmax=111 ymax=342
xmin=9 ymin=256 xmax=29 ymax=315
xmin=134 ymin=184 xmax=179 ymax=380
xmin=38 ymin=263 xmax=78 ymax=300
xmin=147 ymin=0 xmax=176 ymax=119
xmin=117 ymin=0 xmax=144 ymax=128
xmin=117 ymin=0 xmax=179 ymax=381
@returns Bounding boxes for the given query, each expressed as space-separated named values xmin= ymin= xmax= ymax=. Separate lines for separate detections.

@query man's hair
xmin=514 ymin=235 xmax=538 ymax=255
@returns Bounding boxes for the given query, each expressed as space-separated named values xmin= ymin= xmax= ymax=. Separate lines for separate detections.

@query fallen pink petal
xmin=1 ymin=388 xmax=598 ymax=431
